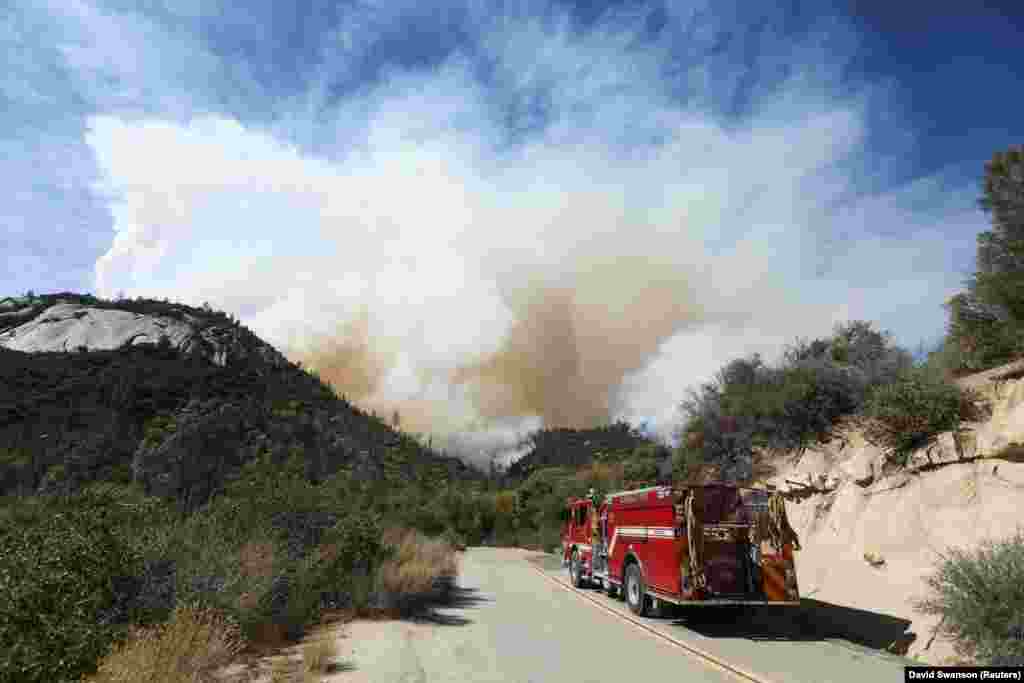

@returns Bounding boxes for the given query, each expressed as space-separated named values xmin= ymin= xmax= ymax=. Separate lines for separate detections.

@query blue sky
xmin=3 ymin=0 xmax=1022 ymax=446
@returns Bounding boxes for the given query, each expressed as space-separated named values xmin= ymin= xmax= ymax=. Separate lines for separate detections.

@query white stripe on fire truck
xmin=615 ymin=526 xmax=676 ymax=538
xmin=607 ymin=527 xmax=676 ymax=558
xmin=647 ymin=527 xmax=676 ymax=538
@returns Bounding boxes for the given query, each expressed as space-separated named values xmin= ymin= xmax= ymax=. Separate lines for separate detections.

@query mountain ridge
xmin=0 ymin=292 xmax=482 ymax=510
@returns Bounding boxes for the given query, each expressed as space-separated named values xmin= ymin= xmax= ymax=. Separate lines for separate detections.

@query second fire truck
xmin=561 ymin=482 xmax=801 ymax=616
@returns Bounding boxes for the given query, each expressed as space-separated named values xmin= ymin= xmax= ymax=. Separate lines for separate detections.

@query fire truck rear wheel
xmin=569 ymin=550 xmax=587 ymax=588
xmin=624 ymin=563 xmax=650 ymax=617
xmin=605 ymin=580 xmax=620 ymax=599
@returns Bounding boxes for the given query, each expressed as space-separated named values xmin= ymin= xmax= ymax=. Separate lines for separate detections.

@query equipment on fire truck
xmin=586 ymin=488 xmax=607 ymax=574
xmin=766 ymin=491 xmax=801 ymax=552
xmin=683 ymin=488 xmax=707 ymax=590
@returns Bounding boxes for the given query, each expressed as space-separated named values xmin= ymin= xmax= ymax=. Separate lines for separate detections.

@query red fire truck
xmin=561 ymin=483 xmax=800 ymax=616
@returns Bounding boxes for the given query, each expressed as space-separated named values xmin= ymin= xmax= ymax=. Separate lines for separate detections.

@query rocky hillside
xmin=0 ymin=293 xmax=481 ymax=510
xmin=763 ymin=360 xmax=1024 ymax=665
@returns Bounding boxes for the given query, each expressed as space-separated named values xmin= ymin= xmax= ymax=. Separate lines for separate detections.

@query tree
xmin=977 ymin=146 xmax=1024 ymax=275
xmin=944 ymin=293 xmax=1018 ymax=371
xmin=945 ymin=145 xmax=1024 ymax=370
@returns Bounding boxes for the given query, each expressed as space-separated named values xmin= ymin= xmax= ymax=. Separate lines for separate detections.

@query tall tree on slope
xmin=945 ymin=145 xmax=1024 ymax=371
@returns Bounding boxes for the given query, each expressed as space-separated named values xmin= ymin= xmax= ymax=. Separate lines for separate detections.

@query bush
xmin=676 ymin=321 xmax=915 ymax=481
xmin=944 ymin=294 xmax=1022 ymax=373
xmin=671 ymin=445 xmax=708 ymax=483
xmin=160 ymin=499 xmax=281 ymax=642
xmin=913 ymin=528 xmax=1024 ymax=665
xmin=623 ymin=456 xmax=658 ymax=484
xmin=309 ymin=511 xmax=389 ymax=615
xmin=84 ymin=603 xmax=243 ymax=683
xmin=859 ymin=368 xmax=982 ymax=466
xmin=441 ymin=528 xmax=468 ymax=551
xmin=0 ymin=492 xmax=143 ymax=683
xmin=259 ymin=555 xmax=326 ymax=641
xmin=376 ymin=528 xmax=458 ymax=614
xmin=535 ymin=524 xmax=564 ymax=554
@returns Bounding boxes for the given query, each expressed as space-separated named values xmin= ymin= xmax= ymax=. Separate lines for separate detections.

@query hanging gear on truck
xmin=766 ymin=491 xmax=801 ymax=552
xmin=684 ymin=488 xmax=707 ymax=589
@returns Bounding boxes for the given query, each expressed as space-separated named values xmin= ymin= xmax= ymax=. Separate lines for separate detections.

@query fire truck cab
xmin=561 ymin=483 xmax=800 ymax=616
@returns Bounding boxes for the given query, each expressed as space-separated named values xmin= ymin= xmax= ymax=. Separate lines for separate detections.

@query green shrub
xmin=160 ymin=498 xmax=281 ymax=641
xmin=0 ymin=492 xmax=143 ymax=683
xmin=163 ymin=494 xmax=346 ymax=644
xmin=535 ymin=524 xmax=563 ymax=554
xmin=441 ymin=527 xmax=468 ymax=551
xmin=623 ymin=456 xmax=659 ymax=483
xmin=671 ymin=445 xmax=708 ymax=482
xmin=325 ymin=511 xmax=387 ymax=573
xmin=306 ymin=511 xmax=390 ymax=616
xmin=913 ymin=528 xmax=1024 ymax=665
xmin=859 ymin=368 xmax=982 ymax=467
xmin=141 ymin=414 xmax=177 ymax=449
xmin=106 ymin=462 xmax=134 ymax=485
xmin=42 ymin=463 xmax=67 ymax=486
xmin=0 ymin=447 xmax=30 ymax=467
xmin=261 ymin=555 xmax=326 ymax=640
xmin=944 ymin=294 xmax=1022 ymax=373
xmin=920 ymin=338 xmax=964 ymax=383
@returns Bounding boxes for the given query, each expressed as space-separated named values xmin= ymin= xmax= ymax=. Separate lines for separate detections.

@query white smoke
xmin=83 ymin=2 xmax=981 ymax=466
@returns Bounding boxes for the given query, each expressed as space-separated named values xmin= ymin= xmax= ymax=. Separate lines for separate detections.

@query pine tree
xmin=945 ymin=145 xmax=1024 ymax=370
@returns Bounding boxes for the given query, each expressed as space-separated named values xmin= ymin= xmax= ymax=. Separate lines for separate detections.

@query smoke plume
xmin=79 ymin=1 xmax=982 ymax=465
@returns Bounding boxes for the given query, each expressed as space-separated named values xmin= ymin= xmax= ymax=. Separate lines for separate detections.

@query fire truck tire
xmin=569 ymin=549 xmax=588 ymax=588
xmin=605 ymin=580 xmax=620 ymax=599
xmin=624 ymin=563 xmax=651 ymax=617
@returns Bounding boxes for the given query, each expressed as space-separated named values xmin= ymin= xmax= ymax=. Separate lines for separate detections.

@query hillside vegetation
xmin=0 ymin=293 xmax=479 ymax=508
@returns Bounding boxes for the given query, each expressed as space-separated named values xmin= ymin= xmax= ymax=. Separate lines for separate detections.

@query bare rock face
xmin=764 ymin=376 xmax=1024 ymax=666
xmin=0 ymin=303 xmax=189 ymax=352
xmin=973 ymin=378 xmax=1024 ymax=459
xmin=0 ymin=302 xmax=289 ymax=369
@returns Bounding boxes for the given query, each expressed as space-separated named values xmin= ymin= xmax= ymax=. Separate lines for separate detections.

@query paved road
xmin=336 ymin=547 xmax=914 ymax=683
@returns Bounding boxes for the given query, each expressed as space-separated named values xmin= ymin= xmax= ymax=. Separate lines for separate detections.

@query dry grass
xmin=86 ymin=603 xmax=244 ymax=683
xmin=377 ymin=527 xmax=459 ymax=607
xmin=301 ymin=635 xmax=340 ymax=681
xmin=268 ymin=656 xmax=297 ymax=683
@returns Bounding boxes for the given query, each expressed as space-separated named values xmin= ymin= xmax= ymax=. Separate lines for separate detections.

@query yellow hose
xmin=766 ymin=492 xmax=801 ymax=552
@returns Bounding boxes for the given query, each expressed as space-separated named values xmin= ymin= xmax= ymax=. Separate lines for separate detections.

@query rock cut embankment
xmin=764 ymin=362 xmax=1024 ymax=664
